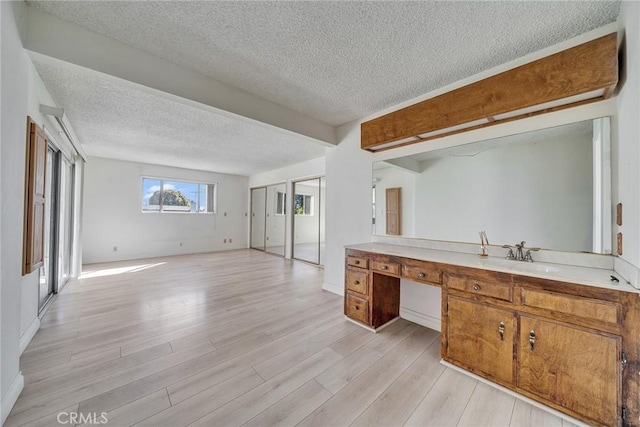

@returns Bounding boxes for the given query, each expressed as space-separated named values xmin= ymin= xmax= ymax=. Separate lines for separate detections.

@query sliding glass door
xmin=292 ymin=177 xmax=325 ymax=265
xmin=57 ymin=157 xmax=74 ymax=286
xmin=39 ymin=141 xmax=75 ymax=313
xmin=39 ymin=145 xmax=58 ymax=311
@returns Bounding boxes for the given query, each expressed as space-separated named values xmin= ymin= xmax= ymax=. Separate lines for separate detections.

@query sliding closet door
xmin=265 ymin=183 xmax=286 ymax=256
xmin=292 ymin=177 xmax=324 ymax=265
xmin=250 ymin=187 xmax=266 ymax=251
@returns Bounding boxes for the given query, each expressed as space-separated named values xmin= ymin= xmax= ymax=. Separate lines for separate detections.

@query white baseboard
xmin=441 ymin=361 xmax=590 ymax=427
xmin=400 ymin=306 xmax=441 ymax=332
xmin=344 ymin=315 xmax=401 ymax=333
xmin=322 ymin=281 xmax=343 ymax=296
xmin=1 ymin=373 xmax=24 ymax=425
xmin=20 ymin=317 xmax=40 ymax=355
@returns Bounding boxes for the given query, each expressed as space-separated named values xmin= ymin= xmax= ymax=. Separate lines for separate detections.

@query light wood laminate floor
xmin=8 ymin=250 xmax=581 ymax=427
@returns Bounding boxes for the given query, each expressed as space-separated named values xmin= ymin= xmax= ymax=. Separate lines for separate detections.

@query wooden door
xmin=446 ymin=296 xmax=516 ymax=386
xmin=518 ymin=315 xmax=620 ymax=426
xmin=385 ymin=187 xmax=401 ymax=235
xmin=23 ymin=117 xmax=48 ymax=275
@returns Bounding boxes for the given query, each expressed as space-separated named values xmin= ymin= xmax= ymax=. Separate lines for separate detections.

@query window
xmin=275 ymin=191 xmax=286 ymax=215
xmin=142 ymin=178 xmax=216 ymax=213
xmin=294 ymin=194 xmax=313 ymax=215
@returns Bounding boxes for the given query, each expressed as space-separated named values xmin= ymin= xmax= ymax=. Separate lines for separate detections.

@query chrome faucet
xmin=503 ymin=241 xmax=540 ymax=262
xmin=515 ymin=241 xmax=525 ymax=261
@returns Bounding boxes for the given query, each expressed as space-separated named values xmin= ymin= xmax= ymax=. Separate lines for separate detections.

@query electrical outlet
xmin=224 ymin=212 xmax=227 ymax=216
xmin=229 ymin=238 xmax=232 ymax=243
xmin=224 ymin=239 xmax=227 ymax=244
xmin=179 ymin=242 xmax=183 ymax=247
xmin=113 ymin=246 xmax=118 ymax=252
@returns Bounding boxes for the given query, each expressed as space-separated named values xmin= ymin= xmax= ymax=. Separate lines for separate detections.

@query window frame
xmin=141 ymin=176 xmax=217 ymax=214
xmin=293 ymin=193 xmax=314 ymax=216
xmin=275 ymin=190 xmax=286 ymax=216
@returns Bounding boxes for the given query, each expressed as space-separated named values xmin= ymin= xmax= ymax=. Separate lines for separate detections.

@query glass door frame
xmin=291 ymin=176 xmax=324 ymax=266
xmin=39 ymin=131 xmax=76 ymax=313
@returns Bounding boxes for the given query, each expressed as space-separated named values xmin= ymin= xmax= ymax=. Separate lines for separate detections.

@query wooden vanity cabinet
xmin=345 ymin=248 xmax=639 ymax=426
xmin=446 ymin=296 xmax=516 ymax=386
xmin=444 ymin=272 xmax=628 ymax=427
xmin=518 ymin=315 xmax=621 ymax=427
xmin=344 ymin=251 xmax=400 ymax=329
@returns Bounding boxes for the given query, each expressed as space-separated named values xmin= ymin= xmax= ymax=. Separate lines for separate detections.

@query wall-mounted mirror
xmin=372 ymin=117 xmax=611 ymax=254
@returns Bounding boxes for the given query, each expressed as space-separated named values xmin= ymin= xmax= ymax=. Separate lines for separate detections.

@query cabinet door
xmin=518 ymin=315 xmax=620 ymax=426
xmin=447 ymin=296 xmax=516 ymax=386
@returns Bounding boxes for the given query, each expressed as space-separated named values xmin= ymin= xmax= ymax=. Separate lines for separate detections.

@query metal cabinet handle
xmin=381 ymin=265 xmax=388 ymax=270
xmin=498 ymin=322 xmax=505 ymax=341
xmin=354 ymin=260 xmax=360 ymax=265
xmin=417 ymin=272 xmax=426 ymax=278
xmin=354 ymin=280 xmax=360 ymax=285
xmin=529 ymin=330 xmax=536 ymax=350
xmin=354 ymin=305 xmax=360 ymax=310
xmin=473 ymin=284 xmax=480 ymax=291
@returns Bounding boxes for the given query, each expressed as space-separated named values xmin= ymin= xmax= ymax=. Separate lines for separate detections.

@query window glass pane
xmin=276 ymin=191 xmax=286 ymax=215
xmin=142 ymin=178 xmax=162 ymax=211
xmin=142 ymin=178 xmax=214 ymax=214
xmin=207 ymin=184 xmax=216 ymax=213
xmin=162 ymin=180 xmax=197 ymax=212
xmin=198 ymin=184 xmax=207 ymax=212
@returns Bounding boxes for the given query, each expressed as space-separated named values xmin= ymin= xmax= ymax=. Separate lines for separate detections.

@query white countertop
xmin=346 ymin=243 xmax=637 ymax=293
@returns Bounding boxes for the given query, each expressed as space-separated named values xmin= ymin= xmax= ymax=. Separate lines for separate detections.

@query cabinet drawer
xmin=346 ymin=269 xmax=369 ymax=295
xmin=402 ymin=265 xmax=442 ymax=285
xmin=521 ymin=289 xmax=620 ymax=325
xmin=371 ymin=261 xmax=400 ymax=275
xmin=448 ymin=275 xmax=512 ymax=302
xmin=345 ymin=293 xmax=369 ymax=325
xmin=347 ymin=256 xmax=369 ymax=269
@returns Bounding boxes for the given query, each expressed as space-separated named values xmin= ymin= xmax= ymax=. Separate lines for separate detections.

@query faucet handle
xmin=523 ymin=248 xmax=540 ymax=262
xmin=502 ymin=245 xmax=516 ymax=260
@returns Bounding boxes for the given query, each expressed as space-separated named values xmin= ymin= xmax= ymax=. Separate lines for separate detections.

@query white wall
xmin=373 ymin=166 xmax=416 ymax=237
xmin=413 ymin=134 xmax=593 ymax=252
xmin=1 ymin=1 xmax=29 ymax=421
xmin=82 ymin=157 xmax=249 ymax=264
xmin=614 ymin=1 xmax=640 ymax=274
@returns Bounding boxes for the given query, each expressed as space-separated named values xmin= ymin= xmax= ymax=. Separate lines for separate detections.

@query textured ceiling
xmin=32 ymin=60 xmax=326 ymax=176
xmin=27 ymin=1 xmax=620 ymax=175
xmin=30 ymin=1 xmax=620 ymax=126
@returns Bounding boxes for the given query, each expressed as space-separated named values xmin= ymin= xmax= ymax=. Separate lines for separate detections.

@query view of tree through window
xmin=142 ymin=178 xmax=216 ymax=213
xmin=294 ymin=194 xmax=313 ymax=215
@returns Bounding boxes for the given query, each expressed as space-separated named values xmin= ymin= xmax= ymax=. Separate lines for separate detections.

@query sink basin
xmin=479 ymin=258 xmax=561 ymax=275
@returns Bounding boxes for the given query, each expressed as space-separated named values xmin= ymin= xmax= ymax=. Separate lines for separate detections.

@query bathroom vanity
xmin=349 ymin=30 xmax=637 ymax=425
xmin=344 ymin=243 xmax=639 ymax=427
